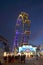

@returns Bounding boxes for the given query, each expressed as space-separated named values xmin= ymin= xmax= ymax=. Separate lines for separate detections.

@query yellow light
xmin=10 ymin=53 xmax=13 ymax=56
xmin=29 ymin=53 xmax=30 ymax=57
xmin=30 ymin=52 xmax=33 ymax=55
xmin=3 ymin=52 xmax=7 ymax=56
xmin=18 ymin=53 xmax=21 ymax=56
xmin=6 ymin=53 xmax=9 ymax=57
xmin=26 ymin=53 xmax=27 ymax=57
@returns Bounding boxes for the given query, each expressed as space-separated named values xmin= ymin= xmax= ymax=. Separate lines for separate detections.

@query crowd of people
xmin=3 ymin=54 xmax=26 ymax=63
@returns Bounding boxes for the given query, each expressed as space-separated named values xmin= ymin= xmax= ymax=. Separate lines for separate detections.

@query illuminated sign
xmin=19 ymin=45 xmax=37 ymax=52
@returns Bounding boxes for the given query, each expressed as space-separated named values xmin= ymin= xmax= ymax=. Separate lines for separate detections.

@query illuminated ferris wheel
xmin=13 ymin=12 xmax=31 ymax=49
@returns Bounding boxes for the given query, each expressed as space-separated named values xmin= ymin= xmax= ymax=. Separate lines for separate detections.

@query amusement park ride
xmin=13 ymin=12 xmax=31 ymax=51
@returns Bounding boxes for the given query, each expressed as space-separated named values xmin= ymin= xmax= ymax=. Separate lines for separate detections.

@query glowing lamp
xmin=3 ymin=52 xmax=7 ymax=56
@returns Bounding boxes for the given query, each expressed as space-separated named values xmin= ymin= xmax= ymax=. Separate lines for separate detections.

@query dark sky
xmin=0 ymin=0 xmax=43 ymax=48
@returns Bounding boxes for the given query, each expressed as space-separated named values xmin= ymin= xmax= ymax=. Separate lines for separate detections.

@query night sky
xmin=0 ymin=0 xmax=43 ymax=48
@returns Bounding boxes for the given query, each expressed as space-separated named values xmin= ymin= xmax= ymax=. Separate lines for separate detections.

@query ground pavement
xmin=2 ymin=58 xmax=43 ymax=65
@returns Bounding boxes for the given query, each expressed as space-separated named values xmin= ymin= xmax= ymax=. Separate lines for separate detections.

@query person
xmin=21 ymin=54 xmax=26 ymax=63
xmin=0 ymin=61 xmax=2 ymax=65
xmin=36 ymin=55 xmax=38 ymax=60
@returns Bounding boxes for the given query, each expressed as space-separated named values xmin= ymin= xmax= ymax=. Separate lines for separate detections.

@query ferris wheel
xmin=13 ymin=12 xmax=31 ymax=51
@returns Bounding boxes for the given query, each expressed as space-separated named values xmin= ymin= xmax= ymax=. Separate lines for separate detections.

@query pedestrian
xmin=0 ymin=61 xmax=2 ymax=65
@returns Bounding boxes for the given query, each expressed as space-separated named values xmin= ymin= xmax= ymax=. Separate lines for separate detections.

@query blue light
xmin=19 ymin=45 xmax=36 ymax=52
xmin=16 ymin=30 xmax=19 ymax=34
xmin=19 ymin=47 xmax=23 ymax=52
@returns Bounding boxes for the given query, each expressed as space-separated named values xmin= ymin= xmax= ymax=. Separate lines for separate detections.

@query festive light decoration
xmin=13 ymin=12 xmax=31 ymax=51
